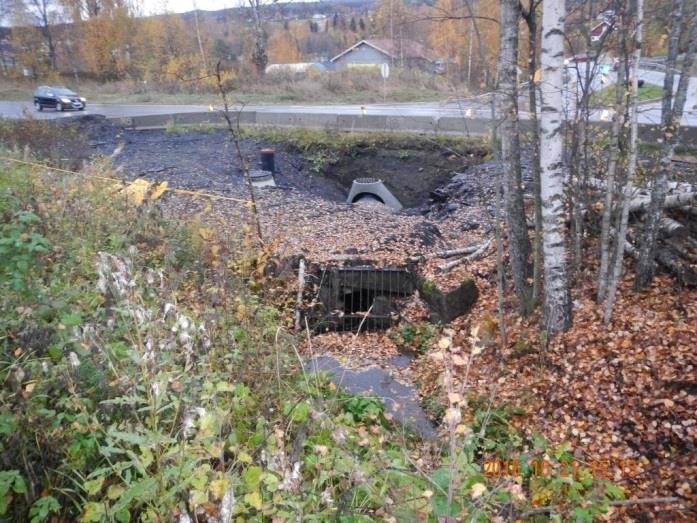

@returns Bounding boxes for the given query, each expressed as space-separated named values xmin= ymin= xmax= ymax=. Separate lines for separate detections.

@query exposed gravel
xmin=69 ymin=117 xmax=497 ymax=269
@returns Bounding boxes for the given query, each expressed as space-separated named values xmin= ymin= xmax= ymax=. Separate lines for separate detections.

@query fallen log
xmin=629 ymin=192 xmax=696 ymax=213
xmin=437 ymin=240 xmax=492 ymax=271
xmin=624 ymin=233 xmax=697 ymax=287
xmin=657 ymin=216 xmax=688 ymax=238
xmin=665 ymin=238 xmax=697 ymax=263
xmin=409 ymin=243 xmax=483 ymax=263
xmin=679 ymin=206 xmax=697 ymax=217
xmin=586 ymin=177 xmax=696 ymax=213
xmin=654 ymin=247 xmax=697 ymax=286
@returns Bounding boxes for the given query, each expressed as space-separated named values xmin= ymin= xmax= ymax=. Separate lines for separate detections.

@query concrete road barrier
xmin=437 ymin=117 xmax=493 ymax=135
xmin=255 ymin=112 xmax=337 ymax=128
xmin=116 ymin=110 xmax=697 ymax=145
xmin=336 ymin=114 xmax=389 ymax=131
xmin=174 ymin=112 xmax=223 ymax=125
xmin=386 ymin=115 xmax=437 ymax=133
xmin=129 ymin=114 xmax=174 ymax=129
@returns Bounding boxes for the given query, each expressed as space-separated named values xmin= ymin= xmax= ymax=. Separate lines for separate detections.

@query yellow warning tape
xmin=0 ymin=156 xmax=250 ymax=204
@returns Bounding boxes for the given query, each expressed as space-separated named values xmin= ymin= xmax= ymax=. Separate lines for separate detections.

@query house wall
xmin=333 ymin=44 xmax=389 ymax=71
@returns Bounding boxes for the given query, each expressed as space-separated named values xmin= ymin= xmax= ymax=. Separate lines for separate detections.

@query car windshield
xmin=53 ymin=88 xmax=77 ymax=96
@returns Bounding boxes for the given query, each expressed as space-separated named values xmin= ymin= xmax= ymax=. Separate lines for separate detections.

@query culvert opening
xmin=342 ymin=287 xmax=379 ymax=313
xmin=347 ymin=178 xmax=402 ymax=210
xmin=351 ymin=192 xmax=385 ymax=204
xmin=309 ymin=142 xmax=491 ymax=209
xmin=305 ymin=265 xmax=415 ymax=333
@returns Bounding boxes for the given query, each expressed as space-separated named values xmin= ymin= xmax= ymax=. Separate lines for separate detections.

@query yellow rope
xmin=0 ymin=156 xmax=250 ymax=204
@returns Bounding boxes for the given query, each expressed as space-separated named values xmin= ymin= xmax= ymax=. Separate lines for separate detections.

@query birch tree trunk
xmin=539 ymin=0 xmax=572 ymax=333
xmin=634 ymin=1 xmax=697 ymax=288
xmin=521 ymin=0 xmax=543 ymax=304
xmin=192 ymin=0 xmax=210 ymax=75
xmin=597 ymin=63 xmax=626 ymax=302
xmin=498 ymin=0 xmax=533 ymax=315
xmin=463 ymin=0 xmax=490 ymax=89
xmin=604 ymin=0 xmax=643 ymax=324
xmin=248 ymin=0 xmax=268 ymax=75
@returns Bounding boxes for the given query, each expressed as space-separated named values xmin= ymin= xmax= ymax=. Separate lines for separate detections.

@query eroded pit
xmin=47 ymin=118 xmax=489 ymax=210
xmin=290 ymin=136 xmax=490 ymax=209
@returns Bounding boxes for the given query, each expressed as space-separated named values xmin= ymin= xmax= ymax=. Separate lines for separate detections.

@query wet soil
xmin=319 ymin=144 xmax=488 ymax=208
xmin=36 ymin=116 xmax=488 ymax=210
xmin=307 ymin=355 xmax=437 ymax=439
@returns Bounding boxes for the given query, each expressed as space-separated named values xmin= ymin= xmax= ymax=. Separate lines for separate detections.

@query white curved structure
xmin=346 ymin=178 xmax=402 ymax=211
xmin=249 ymin=169 xmax=276 ymax=188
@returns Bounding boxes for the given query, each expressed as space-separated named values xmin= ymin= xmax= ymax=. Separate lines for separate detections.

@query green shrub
xmin=388 ymin=323 xmax=436 ymax=354
xmin=0 ymin=157 xmax=626 ymax=522
xmin=0 ymin=210 xmax=50 ymax=291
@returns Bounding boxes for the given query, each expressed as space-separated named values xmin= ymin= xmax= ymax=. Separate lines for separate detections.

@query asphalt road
xmin=566 ymin=65 xmax=697 ymax=126
xmin=0 ymin=99 xmax=493 ymax=120
xmin=1 ymin=83 xmax=696 ymax=127
xmin=0 ymin=101 xmax=212 ymax=119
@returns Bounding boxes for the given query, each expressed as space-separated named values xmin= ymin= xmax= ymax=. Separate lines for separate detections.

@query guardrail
xmin=113 ymin=110 xmax=697 ymax=144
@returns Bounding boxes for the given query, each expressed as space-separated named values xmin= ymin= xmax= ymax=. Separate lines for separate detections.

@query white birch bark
xmin=635 ymin=1 xmax=697 ymax=288
xmin=539 ymin=0 xmax=572 ymax=333
xmin=596 ymin=64 xmax=626 ymax=303
xmin=604 ymin=0 xmax=643 ymax=324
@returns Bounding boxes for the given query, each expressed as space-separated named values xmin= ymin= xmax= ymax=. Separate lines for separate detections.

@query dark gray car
xmin=33 ymin=86 xmax=86 ymax=112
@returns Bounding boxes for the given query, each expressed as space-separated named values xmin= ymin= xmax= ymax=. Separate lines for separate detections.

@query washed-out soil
xmin=314 ymin=143 xmax=489 ymax=208
xmin=20 ymin=116 xmax=490 ymax=210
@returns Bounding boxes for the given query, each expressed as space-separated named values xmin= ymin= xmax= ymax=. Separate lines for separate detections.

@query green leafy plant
xmin=0 ymin=210 xmax=50 ymax=291
xmin=341 ymin=394 xmax=386 ymax=423
xmin=0 ymin=470 xmax=27 ymax=515
xmin=0 ymin=157 xmax=627 ymax=522
xmin=303 ymin=149 xmax=338 ymax=175
xmin=389 ymin=323 xmax=436 ymax=354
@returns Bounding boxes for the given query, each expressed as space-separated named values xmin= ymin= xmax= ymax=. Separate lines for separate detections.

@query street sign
xmin=380 ymin=63 xmax=390 ymax=79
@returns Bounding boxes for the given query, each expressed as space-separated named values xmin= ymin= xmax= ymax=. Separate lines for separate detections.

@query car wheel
xmin=79 ymin=106 xmax=85 ymax=111
xmin=35 ymin=101 xmax=43 ymax=112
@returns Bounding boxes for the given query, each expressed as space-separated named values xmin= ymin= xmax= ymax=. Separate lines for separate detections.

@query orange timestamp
xmin=483 ymin=457 xmax=640 ymax=480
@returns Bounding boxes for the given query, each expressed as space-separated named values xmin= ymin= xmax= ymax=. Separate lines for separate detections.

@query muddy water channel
xmin=306 ymin=355 xmax=437 ymax=439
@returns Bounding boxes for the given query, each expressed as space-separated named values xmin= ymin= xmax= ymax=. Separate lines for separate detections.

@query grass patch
xmin=239 ymin=125 xmax=489 ymax=152
xmin=0 ymin=69 xmax=458 ymax=106
xmin=590 ymin=82 xmax=663 ymax=107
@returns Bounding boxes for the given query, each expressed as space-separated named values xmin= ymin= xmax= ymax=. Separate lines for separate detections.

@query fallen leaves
xmin=470 ymin=482 xmax=487 ymax=499
xmin=120 ymin=179 xmax=169 ymax=205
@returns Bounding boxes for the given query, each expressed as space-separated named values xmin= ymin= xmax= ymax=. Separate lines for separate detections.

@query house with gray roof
xmin=330 ymin=39 xmax=440 ymax=73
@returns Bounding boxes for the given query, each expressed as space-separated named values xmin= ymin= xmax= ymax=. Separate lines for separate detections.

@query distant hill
xmin=179 ymin=0 xmax=376 ymax=24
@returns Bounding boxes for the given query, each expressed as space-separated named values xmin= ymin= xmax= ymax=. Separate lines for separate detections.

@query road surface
xmin=1 ymin=80 xmax=697 ymax=127
xmin=565 ymin=64 xmax=697 ymax=126
xmin=0 ymin=99 xmax=492 ymax=120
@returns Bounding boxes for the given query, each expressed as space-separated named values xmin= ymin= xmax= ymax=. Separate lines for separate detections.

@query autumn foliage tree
xmin=426 ymin=0 xmax=499 ymax=87
xmin=427 ymin=0 xmax=467 ymax=76
xmin=267 ymin=27 xmax=301 ymax=64
xmin=12 ymin=0 xmax=61 ymax=73
xmin=79 ymin=3 xmax=134 ymax=79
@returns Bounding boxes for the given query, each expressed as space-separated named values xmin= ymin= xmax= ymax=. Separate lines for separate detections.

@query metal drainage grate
xmin=309 ymin=266 xmax=414 ymax=332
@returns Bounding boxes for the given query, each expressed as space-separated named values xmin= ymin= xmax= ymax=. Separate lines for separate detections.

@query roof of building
xmin=590 ymin=20 xmax=612 ymax=40
xmin=330 ymin=39 xmax=436 ymax=63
